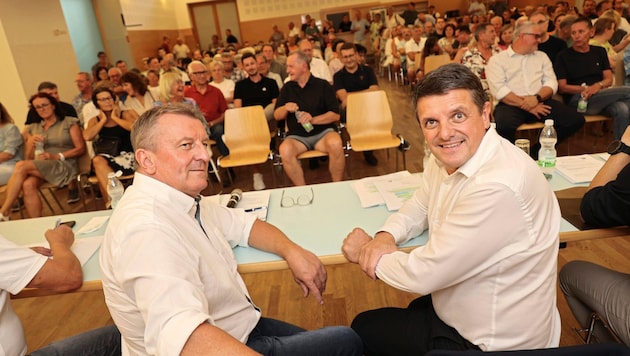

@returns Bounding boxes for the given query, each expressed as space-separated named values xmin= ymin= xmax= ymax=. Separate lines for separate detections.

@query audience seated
xmin=454 ymin=23 xmax=502 ymax=94
xmin=0 ymin=93 xmax=85 ymax=220
xmin=208 ymin=60 xmax=235 ymax=107
xmin=120 ymin=71 xmax=155 ymax=116
xmin=0 ymin=102 xmax=23 ymax=185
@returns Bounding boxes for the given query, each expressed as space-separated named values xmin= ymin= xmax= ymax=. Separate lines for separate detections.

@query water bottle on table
xmin=537 ymin=119 xmax=557 ymax=180
xmin=107 ymin=171 xmax=124 ymax=209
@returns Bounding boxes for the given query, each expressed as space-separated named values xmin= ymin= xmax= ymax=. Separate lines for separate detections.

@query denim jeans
xmin=209 ymin=123 xmax=229 ymax=156
xmin=30 ymin=325 xmax=120 ymax=356
xmin=569 ymin=87 xmax=630 ymax=139
xmin=246 ymin=317 xmax=363 ymax=356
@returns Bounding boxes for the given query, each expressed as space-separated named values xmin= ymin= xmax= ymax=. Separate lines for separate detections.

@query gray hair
xmin=288 ymin=50 xmax=311 ymax=70
xmin=514 ymin=20 xmax=537 ymax=37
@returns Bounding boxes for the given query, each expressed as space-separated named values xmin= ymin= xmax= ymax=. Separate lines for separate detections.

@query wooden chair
xmin=345 ymin=90 xmax=408 ymax=177
xmin=217 ymin=106 xmax=274 ymax=186
xmin=423 ymin=54 xmax=451 ymax=75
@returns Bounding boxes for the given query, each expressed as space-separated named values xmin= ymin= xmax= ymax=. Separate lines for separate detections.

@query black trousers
xmin=351 ymin=295 xmax=479 ymax=356
xmin=494 ymin=100 xmax=585 ymax=158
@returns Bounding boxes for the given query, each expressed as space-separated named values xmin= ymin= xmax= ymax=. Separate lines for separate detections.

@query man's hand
xmin=44 ymin=225 xmax=75 ymax=249
xmin=342 ymin=227 xmax=372 ymax=263
xmin=358 ymin=232 xmax=397 ymax=280
xmin=284 ymin=246 xmax=327 ymax=304
xmin=284 ymin=102 xmax=299 ymax=113
xmin=526 ymin=103 xmax=551 ymax=120
xmin=581 ymin=84 xmax=600 ymax=100
xmin=519 ymin=95 xmax=538 ymax=111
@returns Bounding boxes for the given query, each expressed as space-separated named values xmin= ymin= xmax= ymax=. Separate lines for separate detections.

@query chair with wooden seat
xmin=345 ymin=90 xmax=408 ymax=177
xmin=423 ymin=54 xmax=451 ymax=75
xmin=217 ymin=106 xmax=275 ymax=186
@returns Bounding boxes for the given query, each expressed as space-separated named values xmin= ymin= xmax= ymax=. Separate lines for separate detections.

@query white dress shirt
xmin=486 ymin=47 xmax=558 ymax=101
xmin=376 ymin=128 xmax=561 ymax=351
xmin=101 ymin=173 xmax=260 ymax=356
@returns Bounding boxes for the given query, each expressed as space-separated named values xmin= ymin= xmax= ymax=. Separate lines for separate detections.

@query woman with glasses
xmin=83 ymin=87 xmax=137 ymax=208
xmin=121 ymin=71 xmax=155 ymax=116
xmin=208 ymin=60 xmax=235 ymax=108
xmin=0 ymin=102 xmax=23 ymax=185
xmin=0 ymin=93 xmax=85 ymax=220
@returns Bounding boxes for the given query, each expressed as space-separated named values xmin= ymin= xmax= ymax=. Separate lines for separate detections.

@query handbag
xmin=93 ymin=136 xmax=120 ymax=156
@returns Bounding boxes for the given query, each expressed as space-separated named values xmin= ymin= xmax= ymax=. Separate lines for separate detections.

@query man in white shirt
xmin=172 ymin=37 xmax=191 ymax=60
xmin=405 ymin=25 xmax=426 ymax=83
xmin=100 ymin=105 xmax=362 ymax=355
xmin=487 ymin=20 xmax=584 ymax=158
xmin=1 ymin=226 xmax=120 ymax=356
xmin=297 ymin=39 xmax=333 ymax=84
xmin=342 ymin=63 xmax=561 ymax=354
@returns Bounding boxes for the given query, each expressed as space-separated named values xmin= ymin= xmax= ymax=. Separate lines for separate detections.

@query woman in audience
xmin=121 ymin=71 xmax=155 ymax=116
xmin=497 ymin=24 xmax=514 ymax=50
xmin=208 ymin=60 xmax=235 ymax=107
xmin=0 ymin=93 xmax=85 ymax=220
xmin=590 ymin=17 xmax=621 ymax=70
xmin=0 ymin=102 xmax=23 ymax=185
xmin=438 ymin=24 xmax=457 ymax=56
xmin=416 ymin=37 xmax=444 ymax=82
xmin=83 ymin=87 xmax=136 ymax=207
xmin=156 ymin=72 xmax=198 ymax=108
xmin=95 ymin=66 xmax=110 ymax=82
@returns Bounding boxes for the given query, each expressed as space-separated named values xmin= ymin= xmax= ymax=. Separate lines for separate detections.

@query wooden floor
xmin=11 ymin=77 xmax=625 ymax=352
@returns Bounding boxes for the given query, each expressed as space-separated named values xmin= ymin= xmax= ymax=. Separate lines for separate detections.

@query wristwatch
xmin=607 ymin=140 xmax=630 ymax=155
xmin=535 ymin=94 xmax=543 ymax=103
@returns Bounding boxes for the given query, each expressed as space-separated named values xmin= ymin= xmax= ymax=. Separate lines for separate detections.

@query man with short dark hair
xmin=115 ymin=60 xmax=128 ymax=74
xmin=333 ymin=43 xmax=379 ymax=165
xmin=529 ymin=11 xmax=567 ymax=63
xmin=262 ymin=44 xmax=287 ymax=81
xmin=72 ymin=72 xmax=93 ymax=123
xmin=343 ymin=63 xmax=561 ymax=354
xmin=402 ymin=2 xmax=419 ymax=25
xmin=101 ymin=104 xmax=362 ymax=355
xmin=275 ymin=51 xmax=344 ymax=186
xmin=91 ymin=51 xmax=112 ymax=80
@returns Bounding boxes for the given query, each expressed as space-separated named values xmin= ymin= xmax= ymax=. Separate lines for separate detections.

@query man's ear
xmin=135 ymin=149 xmax=157 ymax=175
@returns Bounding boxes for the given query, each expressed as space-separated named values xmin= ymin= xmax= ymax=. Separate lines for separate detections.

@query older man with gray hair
xmin=487 ymin=20 xmax=584 ymax=158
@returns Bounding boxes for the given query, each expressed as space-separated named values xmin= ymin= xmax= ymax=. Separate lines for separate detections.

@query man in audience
xmin=560 ymin=125 xmax=630 ymax=346
xmin=274 ymin=51 xmax=344 ymax=186
xmin=1 ymin=225 xmax=120 ymax=355
xmin=402 ymin=2 xmax=419 ymax=26
xmin=529 ymin=11 xmax=567 ymax=63
xmin=487 ymin=20 xmax=584 ymax=158
xmin=452 ymin=25 xmax=472 ymax=51
xmin=100 ymin=104 xmax=362 ymax=355
xmin=184 ymin=60 xmax=229 ymax=159
xmin=554 ymin=17 xmax=630 ymax=140
xmin=351 ymin=10 xmax=369 ymax=47
xmin=333 ymin=43 xmax=379 ymax=166
xmin=26 ymin=81 xmax=77 ymax=125
xmin=342 ymin=63 xmax=561 ymax=354
xmin=221 ymin=52 xmax=245 ymax=82
xmin=91 ymin=51 xmax=112 ymax=80
xmin=115 ymin=60 xmax=128 ymax=74
xmin=234 ymin=52 xmax=279 ymax=190
xmin=490 ymin=16 xmax=504 ymax=38
xmin=405 ymin=25 xmax=426 ymax=84
xmin=172 ymin=37 xmax=191 ymax=60
xmin=582 ymin=0 xmax=597 ymax=20
xmin=107 ymin=67 xmax=126 ymax=99
xmin=262 ymin=44 xmax=287 ymax=81
xmin=256 ymin=54 xmax=283 ymax=89
xmin=72 ymin=72 xmax=93 ymax=124
xmin=297 ymin=38 xmax=332 ymax=84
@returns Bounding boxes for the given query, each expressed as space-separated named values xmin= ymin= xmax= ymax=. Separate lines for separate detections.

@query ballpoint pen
xmin=244 ymin=207 xmax=267 ymax=213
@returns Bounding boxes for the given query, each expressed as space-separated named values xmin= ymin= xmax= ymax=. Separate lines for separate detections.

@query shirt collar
xmin=132 ymin=172 xmax=197 ymax=214
xmin=447 ymin=127 xmax=501 ymax=178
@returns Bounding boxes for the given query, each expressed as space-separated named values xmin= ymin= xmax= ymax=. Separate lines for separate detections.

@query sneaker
xmin=363 ymin=151 xmax=378 ymax=166
xmin=253 ymin=173 xmax=266 ymax=191
xmin=67 ymin=188 xmax=80 ymax=204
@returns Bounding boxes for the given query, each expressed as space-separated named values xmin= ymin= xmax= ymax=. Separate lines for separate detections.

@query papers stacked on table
xmin=351 ymin=171 xmax=422 ymax=211
xmin=555 ymin=155 xmax=606 ymax=184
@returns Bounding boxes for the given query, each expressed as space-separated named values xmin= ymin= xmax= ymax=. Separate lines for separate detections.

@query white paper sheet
xmin=26 ymin=235 xmax=103 ymax=267
xmin=75 ymin=216 xmax=110 ymax=235
xmin=555 ymin=155 xmax=606 ymax=184
xmin=373 ymin=175 xmax=422 ymax=211
xmin=351 ymin=171 xmax=413 ymax=208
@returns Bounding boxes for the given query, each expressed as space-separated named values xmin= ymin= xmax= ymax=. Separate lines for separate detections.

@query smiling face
xmin=145 ymin=114 xmax=210 ymax=197
xmin=417 ymin=89 xmax=490 ymax=174
xmin=170 ymin=78 xmax=185 ymax=99
xmin=95 ymin=91 xmax=115 ymax=111
xmin=32 ymin=97 xmax=55 ymax=120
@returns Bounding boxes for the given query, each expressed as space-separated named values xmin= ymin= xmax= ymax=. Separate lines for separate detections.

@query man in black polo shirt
xmin=274 ymin=51 xmax=345 ymax=186
xmin=234 ymin=52 xmax=280 ymax=190
xmin=333 ymin=43 xmax=379 ymax=166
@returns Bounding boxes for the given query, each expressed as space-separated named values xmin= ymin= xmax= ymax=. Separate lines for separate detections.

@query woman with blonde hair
xmin=157 ymin=72 xmax=198 ymax=108
xmin=208 ymin=60 xmax=235 ymax=107
xmin=0 ymin=102 xmax=23 ymax=185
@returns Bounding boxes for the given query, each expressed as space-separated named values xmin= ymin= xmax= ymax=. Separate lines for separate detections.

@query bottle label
xmin=537 ymin=159 xmax=556 ymax=168
xmin=577 ymin=99 xmax=587 ymax=113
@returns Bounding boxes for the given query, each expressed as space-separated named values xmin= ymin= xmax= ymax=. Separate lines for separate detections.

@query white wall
xmin=0 ymin=18 xmax=28 ymax=131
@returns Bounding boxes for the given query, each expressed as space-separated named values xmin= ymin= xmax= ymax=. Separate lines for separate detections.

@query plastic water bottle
xmin=34 ymin=142 xmax=44 ymax=158
xmin=577 ymin=83 xmax=588 ymax=113
xmin=107 ymin=171 xmax=124 ymax=209
xmin=537 ymin=119 xmax=557 ymax=180
xmin=296 ymin=110 xmax=313 ymax=133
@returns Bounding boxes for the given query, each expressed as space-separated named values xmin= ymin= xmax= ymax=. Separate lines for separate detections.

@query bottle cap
xmin=544 ymin=119 xmax=554 ymax=126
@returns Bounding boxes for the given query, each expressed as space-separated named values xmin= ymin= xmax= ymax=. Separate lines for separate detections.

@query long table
xmin=4 ymin=171 xmax=630 ymax=298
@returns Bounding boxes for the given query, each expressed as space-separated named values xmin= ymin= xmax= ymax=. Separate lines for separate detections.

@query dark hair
xmin=28 ymin=92 xmax=65 ymax=123
xmin=96 ymin=66 xmax=110 ymax=79
xmin=241 ymin=52 xmax=256 ymax=64
xmin=0 ymin=102 xmax=13 ymax=124
xmin=97 ymin=51 xmax=106 ymax=57
xmin=572 ymin=16 xmax=593 ymax=29
xmin=457 ymin=25 xmax=472 ymax=34
xmin=413 ymin=63 xmax=487 ymax=115
xmin=355 ymin=44 xmax=367 ymax=55
xmin=115 ymin=59 xmax=126 ymax=66
xmin=474 ymin=23 xmax=492 ymax=41
xmin=121 ymin=71 xmax=148 ymax=96
xmin=91 ymin=87 xmax=115 ymax=110
xmin=422 ymin=36 xmax=441 ymax=57
xmin=332 ymin=39 xmax=346 ymax=52
xmin=444 ymin=23 xmax=456 ymax=36
xmin=340 ymin=42 xmax=356 ymax=52
xmin=37 ymin=81 xmax=57 ymax=92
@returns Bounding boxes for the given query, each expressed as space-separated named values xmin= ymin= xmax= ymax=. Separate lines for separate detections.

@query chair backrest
xmin=424 ymin=54 xmax=451 ymax=75
xmin=223 ymin=106 xmax=271 ymax=155
xmin=345 ymin=90 xmax=394 ymax=138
